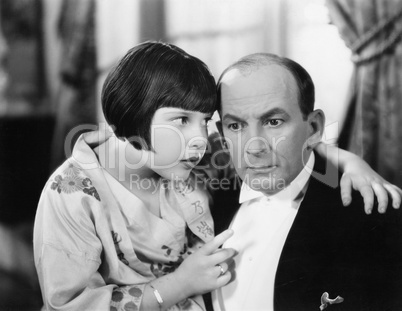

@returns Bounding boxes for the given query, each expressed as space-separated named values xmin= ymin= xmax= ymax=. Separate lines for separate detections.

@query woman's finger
xmin=199 ymin=229 xmax=234 ymax=255
xmin=210 ymin=248 xmax=237 ymax=265
xmin=371 ymin=182 xmax=389 ymax=213
xmin=215 ymin=262 xmax=228 ymax=278
xmin=340 ymin=174 xmax=352 ymax=206
xmin=357 ymin=184 xmax=375 ymax=214
xmin=384 ymin=184 xmax=401 ymax=209
xmin=215 ymin=271 xmax=232 ymax=288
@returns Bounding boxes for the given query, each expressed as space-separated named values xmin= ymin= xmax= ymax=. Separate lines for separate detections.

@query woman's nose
xmin=188 ymin=135 xmax=207 ymax=150
xmin=187 ymin=123 xmax=208 ymax=149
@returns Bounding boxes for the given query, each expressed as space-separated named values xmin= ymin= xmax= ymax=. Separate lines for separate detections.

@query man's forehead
xmin=220 ymin=65 xmax=294 ymax=101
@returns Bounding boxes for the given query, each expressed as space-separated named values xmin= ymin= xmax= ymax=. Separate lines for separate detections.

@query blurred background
xmin=0 ymin=0 xmax=401 ymax=309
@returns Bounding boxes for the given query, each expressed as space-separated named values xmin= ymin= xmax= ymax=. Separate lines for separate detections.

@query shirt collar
xmin=239 ymin=152 xmax=315 ymax=205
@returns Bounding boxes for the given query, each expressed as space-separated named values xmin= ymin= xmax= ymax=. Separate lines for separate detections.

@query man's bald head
xmin=217 ymin=53 xmax=315 ymax=120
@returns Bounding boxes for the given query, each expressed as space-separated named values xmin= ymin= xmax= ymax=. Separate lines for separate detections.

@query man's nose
xmin=245 ymin=137 xmax=270 ymax=156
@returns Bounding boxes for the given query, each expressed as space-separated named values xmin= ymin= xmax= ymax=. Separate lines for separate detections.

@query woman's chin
xmin=154 ymin=168 xmax=191 ymax=182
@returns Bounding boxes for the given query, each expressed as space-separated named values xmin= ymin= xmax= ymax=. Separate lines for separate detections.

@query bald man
xmin=211 ymin=53 xmax=402 ymax=311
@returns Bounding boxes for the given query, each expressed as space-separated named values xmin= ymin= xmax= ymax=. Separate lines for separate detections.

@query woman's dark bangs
xmin=181 ymin=83 xmax=216 ymax=114
xmin=165 ymin=60 xmax=216 ymax=113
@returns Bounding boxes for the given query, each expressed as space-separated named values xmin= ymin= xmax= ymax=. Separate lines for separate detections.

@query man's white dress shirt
xmin=213 ymin=154 xmax=315 ymax=311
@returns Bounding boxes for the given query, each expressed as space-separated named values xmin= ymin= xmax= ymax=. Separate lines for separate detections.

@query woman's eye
xmin=203 ymin=118 xmax=212 ymax=126
xmin=173 ymin=117 xmax=189 ymax=125
xmin=266 ymin=119 xmax=283 ymax=127
xmin=227 ymin=123 xmax=243 ymax=132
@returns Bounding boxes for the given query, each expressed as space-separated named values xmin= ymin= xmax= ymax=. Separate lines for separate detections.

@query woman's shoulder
xmin=44 ymin=159 xmax=102 ymax=202
xmin=36 ymin=159 xmax=105 ymax=259
xmin=38 ymin=159 xmax=104 ymax=226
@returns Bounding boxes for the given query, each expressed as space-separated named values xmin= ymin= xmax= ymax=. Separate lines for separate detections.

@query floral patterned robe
xmin=33 ymin=132 xmax=215 ymax=311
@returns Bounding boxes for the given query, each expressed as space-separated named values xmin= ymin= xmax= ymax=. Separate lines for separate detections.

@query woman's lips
xmin=180 ymin=156 xmax=201 ymax=169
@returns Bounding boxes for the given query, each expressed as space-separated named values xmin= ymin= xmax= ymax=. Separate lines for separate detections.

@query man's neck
xmin=239 ymin=153 xmax=315 ymax=204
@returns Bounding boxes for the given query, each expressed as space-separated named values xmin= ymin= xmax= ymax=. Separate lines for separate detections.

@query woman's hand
xmin=315 ymin=142 xmax=402 ymax=214
xmin=340 ymin=160 xmax=402 ymax=214
xmin=173 ymin=229 xmax=236 ymax=298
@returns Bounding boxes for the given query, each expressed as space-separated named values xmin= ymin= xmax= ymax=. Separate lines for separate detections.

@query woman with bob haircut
xmin=34 ymin=41 xmax=401 ymax=311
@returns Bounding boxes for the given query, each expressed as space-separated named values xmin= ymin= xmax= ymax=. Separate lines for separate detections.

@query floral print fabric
xmin=50 ymin=162 xmax=101 ymax=200
xmin=33 ymin=132 xmax=213 ymax=311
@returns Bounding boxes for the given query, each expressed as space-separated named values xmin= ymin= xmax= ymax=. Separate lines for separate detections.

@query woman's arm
xmin=140 ymin=230 xmax=235 ymax=311
xmin=34 ymin=183 xmax=235 ymax=311
xmin=315 ymin=142 xmax=402 ymax=214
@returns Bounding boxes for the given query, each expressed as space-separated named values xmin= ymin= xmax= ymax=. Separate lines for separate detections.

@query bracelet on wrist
xmin=150 ymin=284 xmax=164 ymax=309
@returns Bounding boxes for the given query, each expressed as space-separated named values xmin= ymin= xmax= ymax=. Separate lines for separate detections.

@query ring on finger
xmin=217 ymin=264 xmax=225 ymax=276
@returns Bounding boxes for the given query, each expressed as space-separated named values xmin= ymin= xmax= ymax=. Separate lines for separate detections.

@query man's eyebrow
xmin=222 ymin=113 xmax=244 ymax=122
xmin=259 ymin=108 xmax=290 ymax=120
xmin=222 ymin=108 xmax=290 ymax=122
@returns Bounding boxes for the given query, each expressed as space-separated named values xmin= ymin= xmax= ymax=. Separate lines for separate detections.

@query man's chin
xmin=248 ymin=184 xmax=284 ymax=196
xmin=243 ymin=174 xmax=287 ymax=194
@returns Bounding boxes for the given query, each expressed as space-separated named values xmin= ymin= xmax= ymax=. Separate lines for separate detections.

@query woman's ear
xmin=306 ymin=109 xmax=325 ymax=149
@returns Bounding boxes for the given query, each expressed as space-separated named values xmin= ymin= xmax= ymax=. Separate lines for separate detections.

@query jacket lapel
xmin=274 ymin=153 xmax=344 ymax=310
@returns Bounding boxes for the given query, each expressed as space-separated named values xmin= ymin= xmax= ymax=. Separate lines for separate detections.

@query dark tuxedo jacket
xmin=208 ymin=153 xmax=402 ymax=311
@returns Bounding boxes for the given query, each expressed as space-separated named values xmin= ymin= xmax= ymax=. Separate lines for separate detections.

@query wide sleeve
xmin=33 ymin=180 xmax=146 ymax=311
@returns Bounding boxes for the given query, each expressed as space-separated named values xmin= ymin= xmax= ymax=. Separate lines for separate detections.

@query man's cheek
xmin=270 ymin=135 xmax=287 ymax=153
xmin=229 ymin=145 xmax=242 ymax=168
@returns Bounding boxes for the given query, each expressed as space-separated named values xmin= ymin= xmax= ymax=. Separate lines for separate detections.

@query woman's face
xmin=144 ymin=107 xmax=212 ymax=180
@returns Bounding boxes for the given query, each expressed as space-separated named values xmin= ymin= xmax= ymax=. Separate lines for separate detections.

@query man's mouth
xmin=248 ymin=165 xmax=278 ymax=173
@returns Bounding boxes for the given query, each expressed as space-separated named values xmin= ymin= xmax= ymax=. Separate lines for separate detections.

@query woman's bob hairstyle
xmin=101 ymin=41 xmax=217 ymax=150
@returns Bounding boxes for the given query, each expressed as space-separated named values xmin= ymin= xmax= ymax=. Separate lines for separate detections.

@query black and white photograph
xmin=0 ymin=0 xmax=401 ymax=310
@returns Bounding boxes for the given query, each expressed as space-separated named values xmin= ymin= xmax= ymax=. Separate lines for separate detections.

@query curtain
xmin=164 ymin=0 xmax=279 ymax=79
xmin=51 ymin=0 xmax=97 ymax=170
xmin=163 ymin=0 xmax=281 ymax=134
xmin=0 ymin=10 xmax=8 ymax=108
xmin=326 ymin=0 xmax=402 ymax=187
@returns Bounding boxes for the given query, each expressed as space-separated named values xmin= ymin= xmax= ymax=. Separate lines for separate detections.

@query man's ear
xmin=306 ymin=109 xmax=325 ymax=149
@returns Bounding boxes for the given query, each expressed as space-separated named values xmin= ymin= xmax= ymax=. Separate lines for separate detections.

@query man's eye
xmin=266 ymin=119 xmax=284 ymax=128
xmin=173 ymin=117 xmax=189 ymax=125
xmin=227 ymin=123 xmax=243 ymax=132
